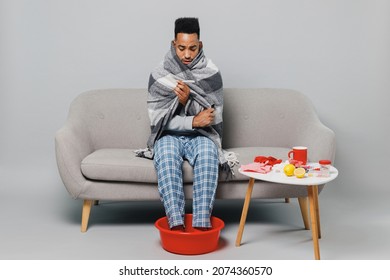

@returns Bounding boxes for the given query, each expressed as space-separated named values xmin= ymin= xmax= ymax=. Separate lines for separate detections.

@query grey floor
xmin=1 ymin=163 xmax=390 ymax=260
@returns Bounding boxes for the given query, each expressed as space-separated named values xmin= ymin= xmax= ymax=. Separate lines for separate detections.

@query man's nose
xmin=184 ymin=50 xmax=191 ymax=58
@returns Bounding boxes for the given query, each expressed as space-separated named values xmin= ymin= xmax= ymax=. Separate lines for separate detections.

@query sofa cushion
xmin=80 ymin=147 xmax=291 ymax=183
xmin=81 ymin=149 xmax=159 ymax=183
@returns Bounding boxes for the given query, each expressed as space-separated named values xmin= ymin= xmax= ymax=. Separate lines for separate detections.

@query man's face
xmin=173 ymin=33 xmax=202 ymax=65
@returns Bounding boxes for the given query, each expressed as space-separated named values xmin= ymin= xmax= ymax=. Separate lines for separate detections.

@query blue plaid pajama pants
xmin=154 ymin=134 xmax=219 ymax=228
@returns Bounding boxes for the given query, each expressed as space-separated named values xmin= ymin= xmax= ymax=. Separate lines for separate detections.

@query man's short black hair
xmin=174 ymin=17 xmax=200 ymax=38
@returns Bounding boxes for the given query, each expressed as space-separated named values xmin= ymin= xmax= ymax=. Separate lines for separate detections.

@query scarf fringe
xmin=134 ymin=148 xmax=153 ymax=159
xmin=221 ymin=151 xmax=239 ymax=180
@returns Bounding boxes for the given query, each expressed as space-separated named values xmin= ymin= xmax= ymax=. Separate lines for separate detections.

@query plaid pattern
xmin=154 ymin=135 xmax=219 ymax=228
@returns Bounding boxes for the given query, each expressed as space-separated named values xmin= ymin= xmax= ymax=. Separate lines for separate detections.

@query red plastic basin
xmin=155 ymin=214 xmax=225 ymax=255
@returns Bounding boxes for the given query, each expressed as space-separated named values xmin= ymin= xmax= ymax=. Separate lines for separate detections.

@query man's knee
xmin=195 ymin=137 xmax=218 ymax=160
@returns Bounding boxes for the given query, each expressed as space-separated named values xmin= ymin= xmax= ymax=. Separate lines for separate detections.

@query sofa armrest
xmin=295 ymin=120 xmax=336 ymax=163
xmin=55 ymin=121 xmax=93 ymax=199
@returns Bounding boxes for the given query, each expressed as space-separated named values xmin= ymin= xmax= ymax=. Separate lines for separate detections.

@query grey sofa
xmin=55 ymin=88 xmax=335 ymax=232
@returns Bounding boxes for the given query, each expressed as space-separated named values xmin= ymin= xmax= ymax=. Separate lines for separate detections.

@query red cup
xmin=288 ymin=146 xmax=308 ymax=165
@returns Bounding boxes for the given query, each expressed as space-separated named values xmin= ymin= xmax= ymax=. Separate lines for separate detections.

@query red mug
xmin=288 ymin=146 xmax=308 ymax=165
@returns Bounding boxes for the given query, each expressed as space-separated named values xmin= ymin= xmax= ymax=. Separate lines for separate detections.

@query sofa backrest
xmin=222 ymin=88 xmax=320 ymax=148
xmin=68 ymin=88 xmax=320 ymax=150
xmin=68 ymin=88 xmax=150 ymax=150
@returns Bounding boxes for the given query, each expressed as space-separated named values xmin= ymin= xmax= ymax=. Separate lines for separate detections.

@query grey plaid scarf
xmin=135 ymin=43 xmax=238 ymax=177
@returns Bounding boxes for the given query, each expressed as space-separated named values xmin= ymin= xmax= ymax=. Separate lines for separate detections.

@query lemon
xmin=283 ymin=164 xmax=295 ymax=176
xmin=294 ymin=167 xmax=306 ymax=178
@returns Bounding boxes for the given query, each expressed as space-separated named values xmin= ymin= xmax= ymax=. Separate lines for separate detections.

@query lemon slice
xmin=294 ymin=167 xmax=306 ymax=178
xmin=283 ymin=164 xmax=295 ymax=176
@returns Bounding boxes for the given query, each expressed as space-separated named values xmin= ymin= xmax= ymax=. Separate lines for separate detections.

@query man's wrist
xmin=192 ymin=116 xmax=198 ymax=128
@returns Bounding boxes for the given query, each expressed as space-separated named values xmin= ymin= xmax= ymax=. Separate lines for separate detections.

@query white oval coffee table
xmin=235 ymin=163 xmax=338 ymax=260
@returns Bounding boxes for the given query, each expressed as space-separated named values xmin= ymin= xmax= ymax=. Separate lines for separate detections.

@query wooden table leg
xmin=308 ymin=185 xmax=320 ymax=260
xmin=235 ymin=177 xmax=255 ymax=247
xmin=313 ymin=186 xmax=321 ymax=239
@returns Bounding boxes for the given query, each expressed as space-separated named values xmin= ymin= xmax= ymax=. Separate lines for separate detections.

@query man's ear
xmin=199 ymin=41 xmax=203 ymax=49
xmin=172 ymin=40 xmax=176 ymax=47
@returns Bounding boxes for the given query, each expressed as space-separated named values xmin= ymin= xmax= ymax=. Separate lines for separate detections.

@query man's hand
xmin=174 ymin=80 xmax=190 ymax=105
xmin=192 ymin=108 xmax=215 ymax=128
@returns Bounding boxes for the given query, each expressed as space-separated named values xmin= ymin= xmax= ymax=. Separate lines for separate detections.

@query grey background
xmin=1 ymin=0 xmax=389 ymax=259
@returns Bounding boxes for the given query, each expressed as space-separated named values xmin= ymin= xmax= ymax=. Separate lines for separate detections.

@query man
xmin=138 ymin=17 xmax=232 ymax=231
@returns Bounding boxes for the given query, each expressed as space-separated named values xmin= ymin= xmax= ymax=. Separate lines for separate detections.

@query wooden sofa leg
xmin=285 ymin=198 xmax=290 ymax=203
xmin=81 ymin=200 xmax=93 ymax=233
xmin=298 ymin=197 xmax=310 ymax=230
